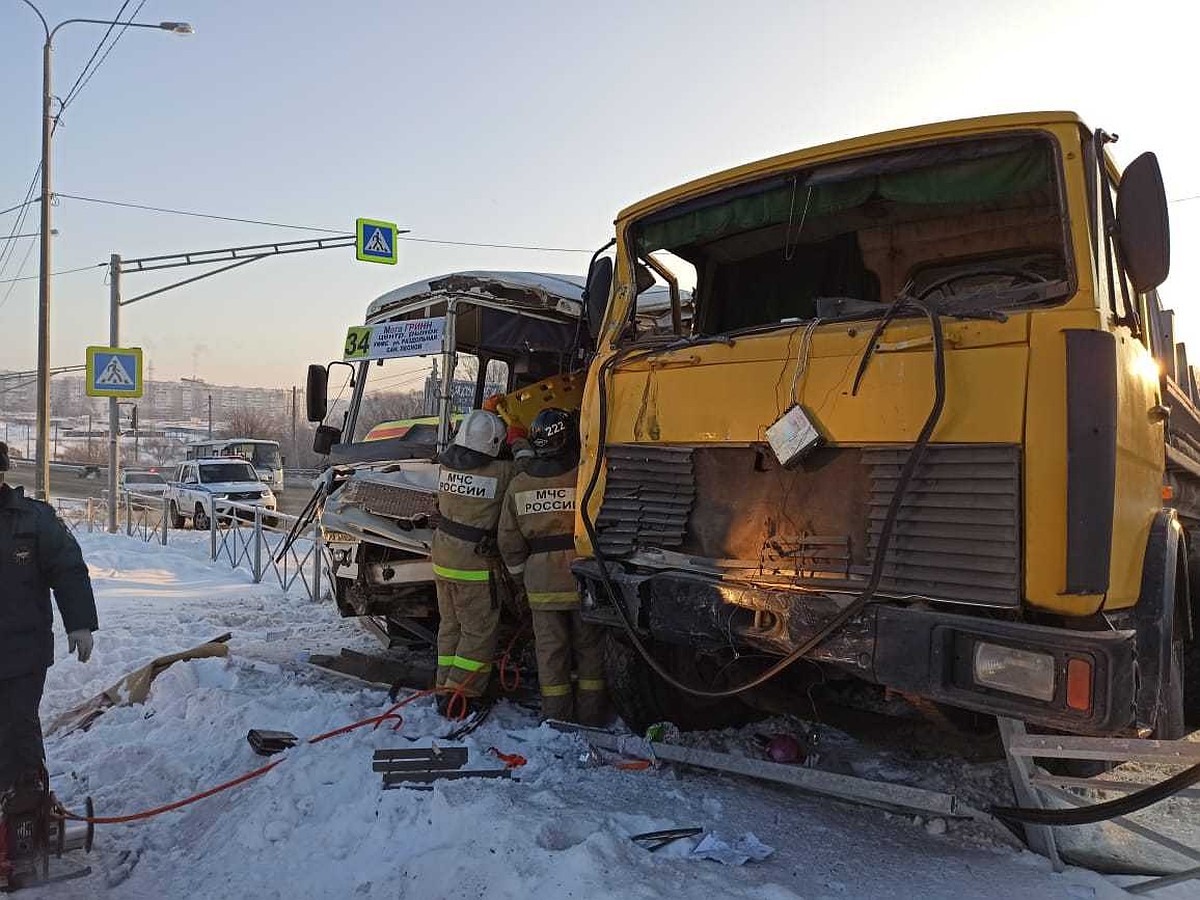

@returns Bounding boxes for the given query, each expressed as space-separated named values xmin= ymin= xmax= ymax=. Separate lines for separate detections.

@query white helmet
xmin=453 ymin=409 xmax=507 ymax=457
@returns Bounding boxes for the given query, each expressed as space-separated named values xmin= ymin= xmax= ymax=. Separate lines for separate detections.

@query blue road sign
xmin=86 ymin=346 xmax=143 ymax=398
xmin=356 ymin=217 xmax=399 ymax=265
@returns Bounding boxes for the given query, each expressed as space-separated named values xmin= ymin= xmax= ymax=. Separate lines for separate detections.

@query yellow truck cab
xmin=573 ymin=112 xmax=1196 ymax=737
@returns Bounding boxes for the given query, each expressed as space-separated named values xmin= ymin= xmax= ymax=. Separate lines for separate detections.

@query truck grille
xmin=863 ymin=444 xmax=1021 ymax=607
xmin=339 ymin=479 xmax=438 ymax=522
xmin=595 ymin=445 xmax=695 ymax=556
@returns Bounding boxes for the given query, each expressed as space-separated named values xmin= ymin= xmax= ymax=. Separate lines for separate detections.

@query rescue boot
xmin=0 ymin=770 xmax=51 ymax=892
xmin=574 ymin=687 xmax=611 ymax=728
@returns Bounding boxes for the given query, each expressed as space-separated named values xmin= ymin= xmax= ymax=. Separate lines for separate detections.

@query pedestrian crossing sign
xmin=356 ymin=217 xmax=399 ymax=265
xmin=86 ymin=345 xmax=143 ymax=398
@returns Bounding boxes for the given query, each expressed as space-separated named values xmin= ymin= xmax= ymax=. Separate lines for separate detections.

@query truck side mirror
xmin=306 ymin=365 xmax=329 ymax=423
xmin=312 ymin=424 xmax=341 ymax=456
xmin=582 ymin=255 xmax=613 ymax=343
xmin=1117 ymin=152 xmax=1170 ymax=294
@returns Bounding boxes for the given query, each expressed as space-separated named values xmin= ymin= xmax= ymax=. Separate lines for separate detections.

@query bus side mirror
xmin=312 ymin=424 xmax=341 ymax=456
xmin=1117 ymin=152 xmax=1170 ymax=294
xmin=306 ymin=365 xmax=328 ymax=423
xmin=582 ymin=255 xmax=613 ymax=343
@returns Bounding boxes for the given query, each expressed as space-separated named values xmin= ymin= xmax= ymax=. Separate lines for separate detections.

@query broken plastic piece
xmin=247 ymin=730 xmax=300 ymax=757
xmin=631 ymin=827 xmax=703 ymax=852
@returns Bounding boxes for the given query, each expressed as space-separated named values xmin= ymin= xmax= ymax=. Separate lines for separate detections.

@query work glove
xmin=67 ymin=630 xmax=94 ymax=664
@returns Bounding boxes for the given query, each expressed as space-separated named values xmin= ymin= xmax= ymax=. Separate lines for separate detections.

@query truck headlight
xmin=973 ymin=642 xmax=1055 ymax=701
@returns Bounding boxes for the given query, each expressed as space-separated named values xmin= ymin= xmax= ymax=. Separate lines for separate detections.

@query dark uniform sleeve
xmin=36 ymin=507 xmax=99 ymax=634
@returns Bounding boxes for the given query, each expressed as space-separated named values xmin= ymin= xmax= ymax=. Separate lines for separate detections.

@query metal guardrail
xmin=999 ymin=717 xmax=1200 ymax=894
xmin=54 ymin=490 xmax=332 ymax=603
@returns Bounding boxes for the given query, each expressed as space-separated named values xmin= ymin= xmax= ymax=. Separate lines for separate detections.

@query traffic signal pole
xmin=101 ymin=233 xmax=363 ymax=533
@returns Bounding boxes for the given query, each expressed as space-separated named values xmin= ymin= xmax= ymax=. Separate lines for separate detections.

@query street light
xmin=19 ymin=1 xmax=192 ymax=501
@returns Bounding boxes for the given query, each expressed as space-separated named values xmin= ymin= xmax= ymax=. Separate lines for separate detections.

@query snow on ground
xmin=27 ymin=533 xmax=1194 ymax=899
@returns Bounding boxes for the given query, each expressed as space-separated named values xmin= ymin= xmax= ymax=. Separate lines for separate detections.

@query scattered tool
xmin=373 ymin=747 xmax=512 ymax=791
xmin=247 ymin=730 xmax=300 ymax=757
xmin=487 ymin=748 xmax=527 ymax=769
xmin=440 ymin=702 xmax=494 ymax=741
xmin=0 ymin=776 xmax=94 ymax=893
xmin=631 ymin=827 xmax=703 ymax=852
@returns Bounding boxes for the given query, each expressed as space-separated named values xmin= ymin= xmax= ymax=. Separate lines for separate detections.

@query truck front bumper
xmin=573 ymin=560 xmax=1138 ymax=735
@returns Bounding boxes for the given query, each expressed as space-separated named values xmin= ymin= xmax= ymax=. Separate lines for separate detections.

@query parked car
xmin=165 ymin=458 xmax=277 ymax=530
xmin=121 ymin=469 xmax=169 ymax=498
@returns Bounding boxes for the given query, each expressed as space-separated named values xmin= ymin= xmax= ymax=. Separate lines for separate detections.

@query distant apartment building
xmin=0 ymin=372 xmax=290 ymax=426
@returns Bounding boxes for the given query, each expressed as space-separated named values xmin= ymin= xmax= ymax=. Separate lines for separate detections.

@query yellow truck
xmin=572 ymin=111 xmax=1197 ymax=738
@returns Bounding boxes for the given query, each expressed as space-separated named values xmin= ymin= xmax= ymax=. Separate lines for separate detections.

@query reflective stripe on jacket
xmin=431 ymin=455 xmax=513 ymax=581
xmin=497 ymin=462 xmax=579 ymax=609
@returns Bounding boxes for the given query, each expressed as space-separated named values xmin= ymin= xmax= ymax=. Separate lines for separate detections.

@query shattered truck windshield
xmin=632 ymin=135 xmax=1071 ymax=336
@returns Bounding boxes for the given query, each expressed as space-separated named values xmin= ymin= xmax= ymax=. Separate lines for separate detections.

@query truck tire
xmin=1184 ymin=549 xmax=1200 ymax=727
xmin=169 ymin=501 xmax=185 ymax=529
xmin=1160 ymin=640 xmax=1187 ymax=739
xmin=1183 ymin=635 xmax=1200 ymax=727
xmin=602 ymin=631 xmax=757 ymax=734
xmin=1155 ymin=551 xmax=1188 ymax=739
xmin=193 ymin=503 xmax=209 ymax=531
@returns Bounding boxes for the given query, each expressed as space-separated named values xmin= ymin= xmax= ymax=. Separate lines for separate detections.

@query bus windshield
xmin=227 ymin=442 xmax=281 ymax=469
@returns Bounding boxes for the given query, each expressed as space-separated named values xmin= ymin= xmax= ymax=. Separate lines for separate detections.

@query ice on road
xmin=30 ymin=533 xmax=1170 ymax=899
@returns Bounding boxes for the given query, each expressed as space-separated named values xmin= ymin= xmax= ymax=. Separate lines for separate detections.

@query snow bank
xmin=28 ymin=534 xmax=1184 ymax=898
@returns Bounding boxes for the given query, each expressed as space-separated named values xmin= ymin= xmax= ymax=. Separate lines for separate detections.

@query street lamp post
xmin=20 ymin=1 xmax=192 ymax=500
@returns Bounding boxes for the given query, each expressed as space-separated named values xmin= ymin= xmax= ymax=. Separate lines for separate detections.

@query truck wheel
xmin=193 ymin=504 xmax=210 ymax=531
xmin=169 ymin=501 xmax=185 ymax=529
xmin=1154 ymin=552 xmax=1188 ymax=739
xmin=1183 ymin=635 xmax=1200 ymax=727
xmin=1184 ymin=549 xmax=1200 ymax=727
xmin=601 ymin=631 xmax=757 ymax=734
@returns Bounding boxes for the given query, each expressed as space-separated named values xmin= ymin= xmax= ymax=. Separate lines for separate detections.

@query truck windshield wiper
xmin=932 ymin=278 xmax=1070 ymax=319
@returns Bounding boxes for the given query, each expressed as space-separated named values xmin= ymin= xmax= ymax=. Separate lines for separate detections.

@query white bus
xmin=185 ymin=438 xmax=285 ymax=493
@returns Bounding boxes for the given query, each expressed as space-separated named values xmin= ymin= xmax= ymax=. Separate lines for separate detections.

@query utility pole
xmin=291 ymin=386 xmax=297 ymax=466
xmin=107 ymin=253 xmax=120 ymax=532
xmin=22 ymin=3 xmax=193 ymax=501
xmin=52 ymin=422 xmax=58 ymax=459
xmin=208 ymin=395 xmax=213 ymax=439
xmin=33 ymin=25 xmax=53 ymax=499
xmin=87 ymin=413 xmax=92 ymax=459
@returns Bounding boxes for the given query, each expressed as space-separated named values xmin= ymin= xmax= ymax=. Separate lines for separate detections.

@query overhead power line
xmin=59 ymin=0 xmax=150 ymax=119
xmin=0 ymin=262 xmax=106 ymax=286
xmin=56 ymin=193 xmax=349 ymax=234
xmin=0 ymin=197 xmax=39 ymax=218
xmin=57 ymin=1 xmax=131 ymax=121
xmin=54 ymin=193 xmax=596 ymax=252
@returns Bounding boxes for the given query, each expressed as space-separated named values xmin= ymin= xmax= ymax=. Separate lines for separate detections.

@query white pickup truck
xmin=165 ymin=458 xmax=278 ymax=529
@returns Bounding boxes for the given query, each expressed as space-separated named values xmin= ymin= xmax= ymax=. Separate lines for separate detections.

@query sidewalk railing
xmin=54 ymin=492 xmax=332 ymax=602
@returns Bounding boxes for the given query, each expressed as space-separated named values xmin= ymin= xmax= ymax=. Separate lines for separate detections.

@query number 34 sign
xmin=343 ymin=317 xmax=446 ymax=362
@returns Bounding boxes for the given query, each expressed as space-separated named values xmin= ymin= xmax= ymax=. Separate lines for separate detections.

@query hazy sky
xmin=2 ymin=0 xmax=1198 ymax=389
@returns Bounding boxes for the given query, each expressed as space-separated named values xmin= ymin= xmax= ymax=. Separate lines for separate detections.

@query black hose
xmin=579 ymin=297 xmax=947 ymax=699
xmin=993 ymin=761 xmax=1200 ymax=826
xmin=275 ymin=478 xmax=327 ymax=562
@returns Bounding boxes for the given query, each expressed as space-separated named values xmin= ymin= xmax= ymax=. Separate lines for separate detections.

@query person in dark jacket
xmin=0 ymin=441 xmax=98 ymax=792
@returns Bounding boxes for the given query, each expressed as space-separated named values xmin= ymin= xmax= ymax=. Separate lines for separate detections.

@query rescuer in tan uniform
xmin=433 ymin=409 xmax=514 ymax=713
xmin=498 ymin=409 xmax=607 ymax=724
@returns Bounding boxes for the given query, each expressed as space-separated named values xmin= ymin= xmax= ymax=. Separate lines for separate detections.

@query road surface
xmin=3 ymin=466 xmax=314 ymax=517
